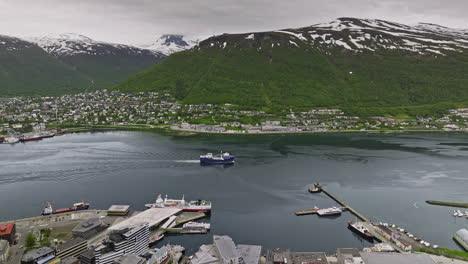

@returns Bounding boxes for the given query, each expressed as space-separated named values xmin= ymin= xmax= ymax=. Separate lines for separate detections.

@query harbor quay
xmin=0 ymin=194 xmax=466 ymax=264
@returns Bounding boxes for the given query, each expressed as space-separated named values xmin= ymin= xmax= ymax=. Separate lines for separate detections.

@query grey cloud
xmin=0 ymin=0 xmax=466 ymax=45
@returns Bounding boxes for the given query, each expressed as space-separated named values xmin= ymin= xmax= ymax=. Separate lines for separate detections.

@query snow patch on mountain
xmin=26 ymin=33 xmax=164 ymax=57
xmin=142 ymin=35 xmax=199 ymax=55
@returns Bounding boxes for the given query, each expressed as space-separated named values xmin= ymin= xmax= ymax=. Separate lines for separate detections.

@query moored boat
xmin=145 ymin=194 xmax=212 ymax=213
xmin=41 ymin=201 xmax=90 ymax=216
xmin=317 ymin=207 xmax=342 ymax=216
xmin=348 ymin=221 xmax=374 ymax=239
xmin=149 ymin=234 xmax=164 ymax=245
xmin=3 ymin=137 xmax=19 ymax=144
xmin=308 ymin=182 xmax=322 ymax=193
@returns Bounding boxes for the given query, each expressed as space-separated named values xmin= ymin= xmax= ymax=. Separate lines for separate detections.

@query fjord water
xmin=1 ymin=131 xmax=467 ymax=253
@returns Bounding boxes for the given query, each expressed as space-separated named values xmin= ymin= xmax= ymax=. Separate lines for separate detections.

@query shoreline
xmin=50 ymin=125 xmax=468 ymax=137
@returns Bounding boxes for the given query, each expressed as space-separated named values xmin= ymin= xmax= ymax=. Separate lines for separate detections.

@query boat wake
xmin=175 ymin=160 xmax=200 ymax=163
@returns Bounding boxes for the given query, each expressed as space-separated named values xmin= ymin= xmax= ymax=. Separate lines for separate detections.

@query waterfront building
xmin=454 ymin=228 xmax=468 ymax=251
xmin=149 ymin=246 xmax=169 ymax=264
xmin=113 ymin=254 xmax=146 ymax=264
xmin=56 ymin=238 xmax=88 ymax=259
xmin=336 ymin=248 xmax=364 ymax=264
xmin=0 ymin=240 xmax=9 ymax=262
xmin=0 ymin=223 xmax=16 ymax=244
xmin=360 ymin=252 xmax=436 ymax=264
xmin=73 ymin=218 xmax=109 ymax=239
xmin=21 ymin=246 xmax=56 ymax=264
xmin=191 ymin=235 xmax=261 ymax=264
xmin=266 ymin=248 xmax=290 ymax=264
xmin=94 ymin=223 xmax=149 ymax=264
xmin=289 ymin=252 xmax=329 ymax=264
xmin=107 ymin=205 xmax=131 ymax=216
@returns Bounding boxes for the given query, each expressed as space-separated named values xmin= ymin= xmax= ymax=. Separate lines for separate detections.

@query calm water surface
xmin=1 ymin=131 xmax=467 ymax=253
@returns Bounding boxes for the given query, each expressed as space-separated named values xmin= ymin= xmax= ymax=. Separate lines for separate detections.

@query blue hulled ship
xmin=200 ymin=152 xmax=235 ymax=164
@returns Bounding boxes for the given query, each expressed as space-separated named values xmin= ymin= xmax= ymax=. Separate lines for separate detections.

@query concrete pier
xmin=320 ymin=188 xmax=369 ymax=222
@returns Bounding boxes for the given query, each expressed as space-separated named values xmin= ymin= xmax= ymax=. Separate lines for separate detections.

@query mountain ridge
xmin=115 ymin=17 xmax=468 ymax=111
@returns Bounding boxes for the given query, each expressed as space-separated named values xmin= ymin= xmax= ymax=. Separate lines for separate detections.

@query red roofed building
xmin=0 ymin=224 xmax=16 ymax=244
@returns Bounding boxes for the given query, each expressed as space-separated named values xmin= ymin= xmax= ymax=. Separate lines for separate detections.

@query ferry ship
xmin=200 ymin=152 xmax=235 ymax=164
xmin=317 ymin=207 xmax=342 ymax=216
xmin=348 ymin=221 xmax=374 ymax=239
xmin=41 ymin=201 xmax=90 ymax=216
xmin=145 ymin=194 xmax=212 ymax=213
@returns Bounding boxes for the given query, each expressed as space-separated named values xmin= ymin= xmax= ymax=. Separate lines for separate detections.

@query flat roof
xmin=57 ymin=237 xmax=86 ymax=252
xmin=22 ymin=246 xmax=54 ymax=262
xmin=360 ymin=252 xmax=436 ymax=264
xmin=0 ymin=223 xmax=14 ymax=236
xmin=290 ymin=252 xmax=329 ymax=264
xmin=214 ymin=235 xmax=240 ymax=262
xmin=238 ymin=245 xmax=262 ymax=264
xmin=72 ymin=218 xmax=103 ymax=233
xmin=108 ymin=205 xmax=130 ymax=212
xmin=109 ymin=208 xmax=182 ymax=230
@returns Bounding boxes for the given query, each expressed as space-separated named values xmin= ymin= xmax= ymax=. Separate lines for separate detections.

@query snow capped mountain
xmin=0 ymin=34 xmax=36 ymax=52
xmin=142 ymin=34 xmax=199 ymax=55
xmin=27 ymin=33 xmax=165 ymax=57
xmin=201 ymin=18 xmax=468 ymax=56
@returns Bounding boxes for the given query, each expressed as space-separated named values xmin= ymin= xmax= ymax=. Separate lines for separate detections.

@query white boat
xmin=183 ymin=222 xmax=211 ymax=230
xmin=317 ymin=207 xmax=342 ymax=216
xmin=145 ymin=194 xmax=212 ymax=212
xmin=4 ymin=137 xmax=19 ymax=144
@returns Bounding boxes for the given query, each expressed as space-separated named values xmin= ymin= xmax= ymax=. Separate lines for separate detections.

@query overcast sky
xmin=0 ymin=0 xmax=467 ymax=45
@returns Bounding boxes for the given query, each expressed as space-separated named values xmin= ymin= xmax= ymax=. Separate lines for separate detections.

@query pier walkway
xmin=320 ymin=188 xmax=369 ymax=222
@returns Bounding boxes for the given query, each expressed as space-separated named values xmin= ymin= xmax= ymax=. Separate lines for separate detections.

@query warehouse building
xmin=21 ymin=246 xmax=56 ymax=264
xmin=73 ymin=218 xmax=109 ymax=239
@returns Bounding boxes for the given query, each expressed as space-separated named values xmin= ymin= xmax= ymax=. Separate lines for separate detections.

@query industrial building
xmin=94 ymin=223 xmax=150 ymax=264
xmin=0 ymin=223 xmax=16 ymax=244
xmin=21 ymin=246 xmax=56 ymax=264
xmin=191 ymin=235 xmax=262 ymax=264
xmin=56 ymin=238 xmax=88 ymax=259
xmin=454 ymin=228 xmax=468 ymax=251
xmin=73 ymin=218 xmax=109 ymax=239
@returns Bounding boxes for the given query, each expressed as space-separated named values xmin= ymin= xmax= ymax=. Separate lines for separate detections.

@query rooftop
xmin=0 ymin=223 xmax=14 ymax=236
xmin=290 ymin=252 xmax=329 ymax=264
xmin=113 ymin=254 xmax=146 ymax=264
xmin=237 ymin=245 xmax=262 ymax=264
xmin=56 ymin=237 xmax=86 ymax=252
xmin=72 ymin=218 xmax=104 ymax=233
xmin=109 ymin=207 xmax=181 ymax=230
xmin=360 ymin=252 xmax=436 ymax=264
xmin=22 ymin=246 xmax=54 ymax=262
xmin=108 ymin=205 xmax=130 ymax=212
xmin=214 ymin=235 xmax=240 ymax=262
xmin=455 ymin=228 xmax=468 ymax=243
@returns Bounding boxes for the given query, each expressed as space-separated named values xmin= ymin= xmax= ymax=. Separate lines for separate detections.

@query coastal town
xmin=0 ymin=90 xmax=467 ymax=141
xmin=0 ymin=190 xmax=467 ymax=264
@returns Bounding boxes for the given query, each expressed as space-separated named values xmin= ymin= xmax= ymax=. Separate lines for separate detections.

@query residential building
xmin=94 ymin=223 xmax=149 ymax=264
xmin=360 ymin=252 xmax=436 ymax=264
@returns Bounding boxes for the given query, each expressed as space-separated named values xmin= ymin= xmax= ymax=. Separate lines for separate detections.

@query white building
xmin=95 ymin=223 xmax=149 ymax=264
